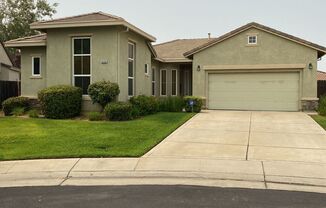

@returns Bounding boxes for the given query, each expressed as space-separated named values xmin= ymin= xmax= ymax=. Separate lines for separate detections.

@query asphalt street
xmin=1 ymin=185 xmax=326 ymax=208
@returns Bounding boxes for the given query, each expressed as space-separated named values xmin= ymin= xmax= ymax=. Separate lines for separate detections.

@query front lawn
xmin=311 ymin=115 xmax=326 ymax=130
xmin=0 ymin=112 xmax=194 ymax=161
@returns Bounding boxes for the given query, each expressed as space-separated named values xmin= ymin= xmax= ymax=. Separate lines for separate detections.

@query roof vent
xmin=208 ymin=33 xmax=211 ymax=39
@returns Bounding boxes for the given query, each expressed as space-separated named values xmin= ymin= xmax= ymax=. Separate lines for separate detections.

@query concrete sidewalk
xmin=1 ymin=157 xmax=326 ymax=193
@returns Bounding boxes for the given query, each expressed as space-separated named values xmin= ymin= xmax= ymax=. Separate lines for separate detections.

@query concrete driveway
xmin=145 ymin=110 xmax=326 ymax=163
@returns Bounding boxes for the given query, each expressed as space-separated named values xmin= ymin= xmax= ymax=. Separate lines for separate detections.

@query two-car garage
xmin=207 ymin=72 xmax=300 ymax=111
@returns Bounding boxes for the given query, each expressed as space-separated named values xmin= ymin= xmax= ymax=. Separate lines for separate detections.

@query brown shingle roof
xmin=34 ymin=12 xmax=123 ymax=24
xmin=184 ymin=22 xmax=326 ymax=58
xmin=317 ymin=71 xmax=326 ymax=80
xmin=29 ymin=12 xmax=155 ymax=42
xmin=154 ymin=38 xmax=215 ymax=62
xmin=5 ymin=33 xmax=47 ymax=47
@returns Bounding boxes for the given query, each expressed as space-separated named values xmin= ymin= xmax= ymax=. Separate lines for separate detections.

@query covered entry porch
xmin=153 ymin=63 xmax=193 ymax=97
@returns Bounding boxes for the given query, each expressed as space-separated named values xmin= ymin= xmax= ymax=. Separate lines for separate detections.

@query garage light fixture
xmin=197 ymin=65 xmax=201 ymax=71
xmin=308 ymin=63 xmax=313 ymax=70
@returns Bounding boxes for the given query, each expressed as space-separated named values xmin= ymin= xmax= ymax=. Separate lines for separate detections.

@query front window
xmin=248 ymin=35 xmax=257 ymax=44
xmin=73 ymin=37 xmax=91 ymax=94
xmin=128 ymin=42 xmax=135 ymax=96
xmin=145 ymin=64 xmax=149 ymax=75
xmin=152 ymin=68 xmax=155 ymax=96
xmin=172 ymin=69 xmax=177 ymax=96
xmin=32 ymin=57 xmax=41 ymax=76
xmin=160 ymin=69 xmax=167 ymax=96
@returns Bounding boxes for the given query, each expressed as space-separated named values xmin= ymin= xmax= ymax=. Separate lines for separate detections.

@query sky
xmin=47 ymin=0 xmax=326 ymax=70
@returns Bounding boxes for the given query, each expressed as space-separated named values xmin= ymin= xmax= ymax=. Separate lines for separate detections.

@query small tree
xmin=0 ymin=0 xmax=58 ymax=42
xmin=88 ymin=81 xmax=120 ymax=108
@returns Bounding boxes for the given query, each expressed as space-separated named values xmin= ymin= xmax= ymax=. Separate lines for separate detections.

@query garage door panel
xmin=208 ymin=72 xmax=299 ymax=111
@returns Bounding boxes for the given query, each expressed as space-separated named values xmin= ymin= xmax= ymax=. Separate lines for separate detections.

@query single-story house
xmin=0 ymin=42 xmax=20 ymax=81
xmin=317 ymin=70 xmax=326 ymax=81
xmin=5 ymin=12 xmax=326 ymax=111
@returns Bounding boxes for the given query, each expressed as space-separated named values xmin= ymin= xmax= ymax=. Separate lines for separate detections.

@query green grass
xmin=0 ymin=112 xmax=194 ymax=161
xmin=311 ymin=115 xmax=326 ymax=130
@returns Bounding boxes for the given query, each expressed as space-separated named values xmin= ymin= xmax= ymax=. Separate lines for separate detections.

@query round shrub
xmin=129 ymin=95 xmax=159 ymax=116
xmin=318 ymin=96 xmax=326 ymax=116
xmin=184 ymin=96 xmax=203 ymax=113
xmin=38 ymin=85 xmax=82 ymax=119
xmin=2 ymin=96 xmax=30 ymax=116
xmin=104 ymin=102 xmax=133 ymax=121
xmin=88 ymin=81 xmax=120 ymax=108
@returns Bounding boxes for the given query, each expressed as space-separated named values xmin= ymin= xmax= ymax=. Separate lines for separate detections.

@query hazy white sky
xmin=48 ymin=0 xmax=326 ymax=70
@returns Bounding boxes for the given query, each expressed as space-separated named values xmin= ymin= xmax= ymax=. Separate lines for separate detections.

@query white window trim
xmin=152 ymin=68 xmax=155 ymax=96
xmin=72 ymin=37 xmax=92 ymax=95
xmin=160 ymin=69 xmax=167 ymax=96
xmin=171 ymin=69 xmax=178 ymax=96
xmin=247 ymin=35 xmax=257 ymax=45
xmin=32 ymin=56 xmax=41 ymax=76
xmin=128 ymin=41 xmax=135 ymax=97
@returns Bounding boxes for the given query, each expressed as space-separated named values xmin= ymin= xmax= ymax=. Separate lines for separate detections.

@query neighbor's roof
xmin=29 ymin=12 xmax=156 ymax=42
xmin=317 ymin=70 xmax=326 ymax=80
xmin=184 ymin=22 xmax=326 ymax=58
xmin=0 ymin=42 xmax=14 ymax=66
xmin=5 ymin=33 xmax=47 ymax=47
xmin=153 ymin=38 xmax=216 ymax=63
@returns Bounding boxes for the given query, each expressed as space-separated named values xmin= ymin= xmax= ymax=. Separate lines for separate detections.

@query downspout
xmin=117 ymin=26 xmax=129 ymax=100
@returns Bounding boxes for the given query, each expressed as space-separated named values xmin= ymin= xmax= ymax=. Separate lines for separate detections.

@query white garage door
xmin=208 ymin=72 xmax=299 ymax=111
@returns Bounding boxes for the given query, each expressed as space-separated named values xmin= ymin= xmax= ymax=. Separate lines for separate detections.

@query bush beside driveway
xmin=0 ymin=112 xmax=194 ymax=161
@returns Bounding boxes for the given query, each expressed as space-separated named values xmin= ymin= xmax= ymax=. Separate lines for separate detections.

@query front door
xmin=184 ymin=70 xmax=191 ymax=96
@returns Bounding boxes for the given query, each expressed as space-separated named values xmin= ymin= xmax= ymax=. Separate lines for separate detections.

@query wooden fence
xmin=0 ymin=81 xmax=21 ymax=106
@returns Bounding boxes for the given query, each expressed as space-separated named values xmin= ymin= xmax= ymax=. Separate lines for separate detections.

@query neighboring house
xmin=0 ymin=42 xmax=20 ymax=81
xmin=317 ymin=70 xmax=326 ymax=81
xmin=5 ymin=12 xmax=326 ymax=111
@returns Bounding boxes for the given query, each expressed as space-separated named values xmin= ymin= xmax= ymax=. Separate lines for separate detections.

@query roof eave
xmin=30 ymin=20 xmax=156 ymax=42
xmin=155 ymin=58 xmax=193 ymax=63
xmin=5 ymin=41 xmax=46 ymax=48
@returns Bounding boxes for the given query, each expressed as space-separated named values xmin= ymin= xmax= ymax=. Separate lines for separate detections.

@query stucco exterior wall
xmin=192 ymin=28 xmax=318 ymax=108
xmin=46 ymin=27 xmax=119 ymax=87
xmin=0 ymin=64 xmax=19 ymax=81
xmin=20 ymin=47 xmax=46 ymax=97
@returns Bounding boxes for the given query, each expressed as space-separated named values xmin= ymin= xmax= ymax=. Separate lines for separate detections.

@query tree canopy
xmin=0 ymin=0 xmax=58 ymax=42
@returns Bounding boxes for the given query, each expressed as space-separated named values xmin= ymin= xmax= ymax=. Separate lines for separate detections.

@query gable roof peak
xmin=184 ymin=22 xmax=326 ymax=58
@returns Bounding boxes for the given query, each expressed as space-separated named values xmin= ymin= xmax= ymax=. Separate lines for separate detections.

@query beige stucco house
xmin=0 ymin=42 xmax=20 ymax=81
xmin=5 ymin=12 xmax=326 ymax=111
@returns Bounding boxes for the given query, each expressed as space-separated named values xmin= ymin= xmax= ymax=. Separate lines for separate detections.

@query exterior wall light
xmin=197 ymin=65 xmax=201 ymax=71
xmin=308 ymin=63 xmax=313 ymax=70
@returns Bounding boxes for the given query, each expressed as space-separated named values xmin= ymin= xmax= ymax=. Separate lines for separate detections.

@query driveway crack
xmin=261 ymin=161 xmax=268 ymax=189
xmin=245 ymin=112 xmax=253 ymax=160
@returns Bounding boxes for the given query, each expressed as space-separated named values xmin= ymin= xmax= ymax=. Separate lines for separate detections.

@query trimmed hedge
xmin=88 ymin=81 xmax=120 ymax=108
xmin=184 ymin=96 xmax=203 ymax=113
xmin=2 ymin=96 xmax=30 ymax=116
xmin=38 ymin=85 xmax=82 ymax=119
xmin=129 ymin=95 xmax=159 ymax=116
xmin=104 ymin=102 xmax=133 ymax=121
xmin=318 ymin=96 xmax=326 ymax=116
xmin=158 ymin=96 xmax=184 ymax=112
